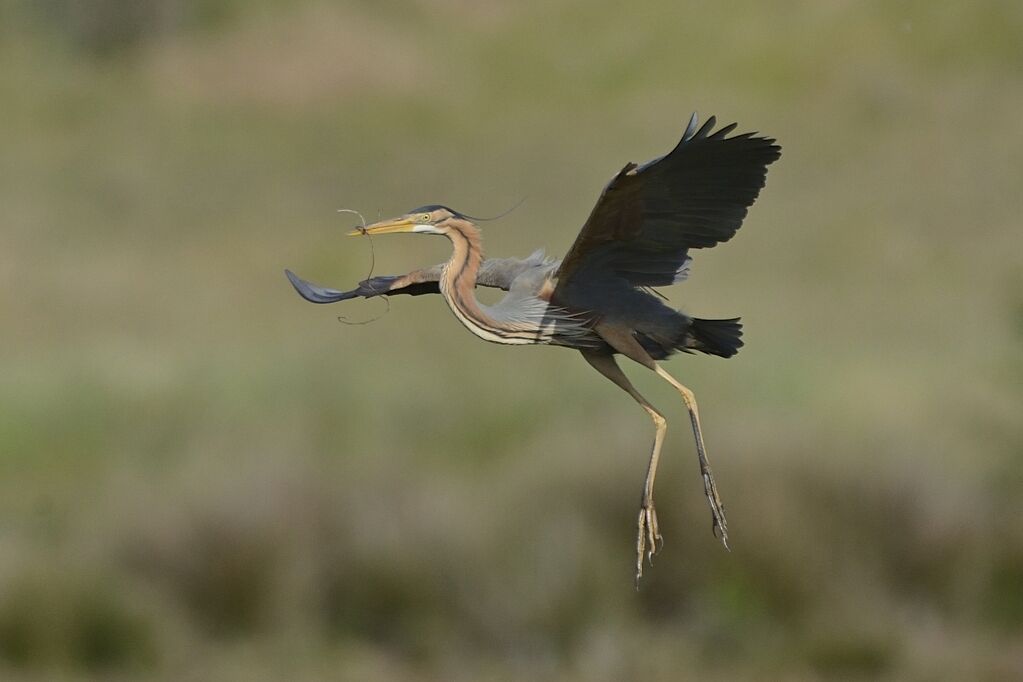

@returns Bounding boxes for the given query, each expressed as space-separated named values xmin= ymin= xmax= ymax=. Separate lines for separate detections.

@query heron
xmin=286 ymin=113 xmax=780 ymax=583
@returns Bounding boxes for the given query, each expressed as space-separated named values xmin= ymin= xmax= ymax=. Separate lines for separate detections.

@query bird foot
xmin=634 ymin=502 xmax=663 ymax=587
xmin=702 ymin=469 xmax=730 ymax=550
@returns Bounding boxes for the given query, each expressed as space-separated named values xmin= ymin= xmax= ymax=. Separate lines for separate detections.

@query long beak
xmin=347 ymin=217 xmax=415 ymax=237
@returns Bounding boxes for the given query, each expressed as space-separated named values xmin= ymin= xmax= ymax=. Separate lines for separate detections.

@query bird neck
xmin=441 ymin=219 xmax=485 ymax=294
xmin=439 ymin=220 xmax=487 ymax=325
xmin=438 ymin=220 xmax=532 ymax=345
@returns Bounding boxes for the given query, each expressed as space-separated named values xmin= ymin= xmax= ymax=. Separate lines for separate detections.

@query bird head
xmin=347 ymin=205 xmax=466 ymax=237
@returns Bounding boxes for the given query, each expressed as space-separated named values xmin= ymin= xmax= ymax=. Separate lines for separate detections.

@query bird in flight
xmin=286 ymin=113 xmax=780 ymax=584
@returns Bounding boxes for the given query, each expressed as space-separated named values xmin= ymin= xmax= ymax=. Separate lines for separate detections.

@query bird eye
xmin=420 ymin=213 xmax=432 ymax=223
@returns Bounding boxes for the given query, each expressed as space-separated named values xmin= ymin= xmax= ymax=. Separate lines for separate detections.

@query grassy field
xmin=2 ymin=1 xmax=1022 ymax=679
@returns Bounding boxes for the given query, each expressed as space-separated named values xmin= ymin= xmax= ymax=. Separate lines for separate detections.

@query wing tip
xmin=681 ymin=112 xmax=719 ymax=141
xmin=682 ymin=113 xmax=781 ymax=156
xmin=285 ymin=268 xmax=357 ymax=304
xmin=682 ymin=112 xmax=700 ymax=141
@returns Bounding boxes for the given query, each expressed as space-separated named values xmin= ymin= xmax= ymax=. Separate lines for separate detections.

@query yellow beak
xmin=346 ymin=217 xmax=415 ymax=236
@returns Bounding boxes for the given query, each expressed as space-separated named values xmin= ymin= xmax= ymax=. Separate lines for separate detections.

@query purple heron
xmin=286 ymin=114 xmax=780 ymax=583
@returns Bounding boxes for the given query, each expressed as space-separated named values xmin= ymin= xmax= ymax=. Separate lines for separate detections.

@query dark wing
xmin=555 ymin=113 xmax=781 ymax=289
xmin=285 ymin=253 xmax=550 ymax=304
xmin=284 ymin=269 xmax=436 ymax=303
xmin=285 ymin=266 xmax=441 ymax=304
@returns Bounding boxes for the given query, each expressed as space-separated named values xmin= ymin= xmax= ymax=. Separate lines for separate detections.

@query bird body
xmin=286 ymin=114 xmax=780 ymax=584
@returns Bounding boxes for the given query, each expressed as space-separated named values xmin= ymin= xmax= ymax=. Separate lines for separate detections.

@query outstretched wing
xmin=285 ymin=267 xmax=439 ymax=303
xmin=555 ymin=113 xmax=781 ymax=290
xmin=285 ymin=250 xmax=553 ymax=304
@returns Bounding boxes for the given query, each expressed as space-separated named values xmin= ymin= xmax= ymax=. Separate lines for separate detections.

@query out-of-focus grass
xmin=1 ymin=1 xmax=1022 ymax=680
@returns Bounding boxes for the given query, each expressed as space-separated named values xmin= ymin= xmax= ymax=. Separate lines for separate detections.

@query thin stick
xmin=335 ymin=208 xmax=390 ymax=325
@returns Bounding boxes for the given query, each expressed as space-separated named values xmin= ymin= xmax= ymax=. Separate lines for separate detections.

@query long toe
xmin=635 ymin=508 xmax=648 ymax=587
xmin=635 ymin=503 xmax=664 ymax=586
xmin=703 ymin=472 xmax=729 ymax=549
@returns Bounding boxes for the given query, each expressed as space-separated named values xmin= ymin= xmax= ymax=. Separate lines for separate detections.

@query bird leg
xmin=581 ymin=352 xmax=666 ymax=586
xmin=654 ymin=365 xmax=729 ymax=549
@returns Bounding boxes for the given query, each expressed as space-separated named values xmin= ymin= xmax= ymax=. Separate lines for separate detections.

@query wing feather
xmin=285 ymin=253 xmax=552 ymax=304
xmin=555 ymin=114 xmax=780 ymax=290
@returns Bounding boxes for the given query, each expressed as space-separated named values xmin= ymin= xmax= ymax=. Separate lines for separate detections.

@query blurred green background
xmin=2 ymin=1 xmax=1022 ymax=680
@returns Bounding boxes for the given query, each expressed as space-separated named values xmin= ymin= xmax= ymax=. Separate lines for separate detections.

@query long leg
xmin=654 ymin=365 xmax=730 ymax=549
xmin=581 ymin=351 xmax=666 ymax=585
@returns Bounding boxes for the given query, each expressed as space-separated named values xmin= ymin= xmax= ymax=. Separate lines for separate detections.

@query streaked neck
xmin=439 ymin=220 xmax=534 ymax=345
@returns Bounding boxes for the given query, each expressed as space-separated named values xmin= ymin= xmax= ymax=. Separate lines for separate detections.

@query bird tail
xmin=683 ymin=317 xmax=743 ymax=358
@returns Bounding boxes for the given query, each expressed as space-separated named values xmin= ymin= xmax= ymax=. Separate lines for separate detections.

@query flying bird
xmin=286 ymin=114 xmax=780 ymax=583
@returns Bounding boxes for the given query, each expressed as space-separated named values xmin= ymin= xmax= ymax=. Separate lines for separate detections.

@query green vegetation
xmin=2 ymin=1 xmax=1021 ymax=679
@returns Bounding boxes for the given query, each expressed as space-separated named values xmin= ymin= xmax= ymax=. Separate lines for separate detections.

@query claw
xmin=647 ymin=507 xmax=661 ymax=563
xmin=702 ymin=470 xmax=730 ymax=550
xmin=635 ymin=503 xmax=663 ymax=586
